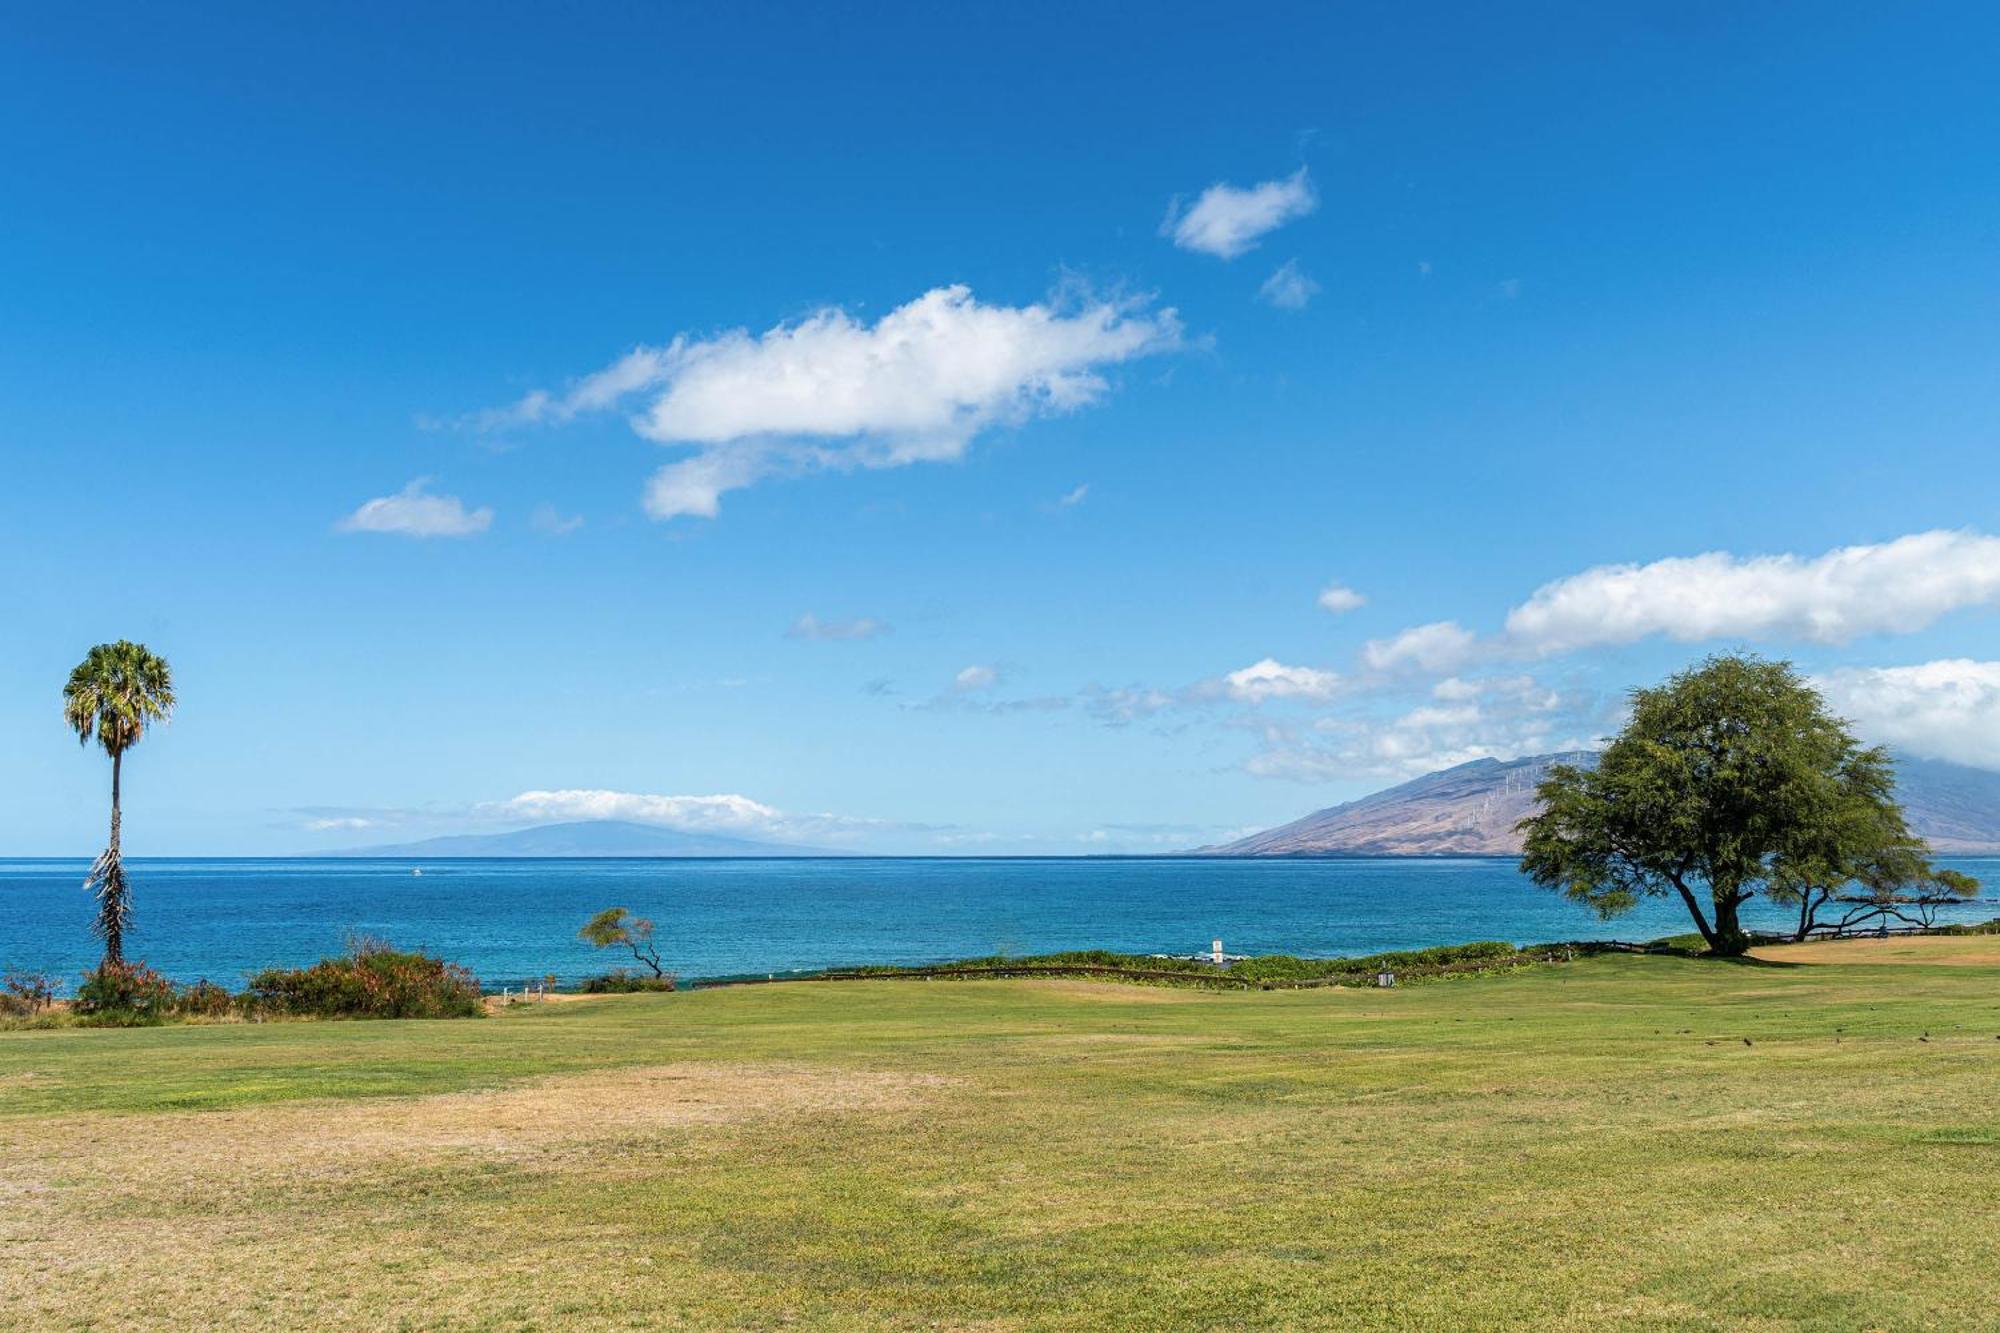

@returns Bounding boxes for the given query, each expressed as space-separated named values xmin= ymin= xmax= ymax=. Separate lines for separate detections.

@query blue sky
xmin=5 ymin=2 xmax=2000 ymax=855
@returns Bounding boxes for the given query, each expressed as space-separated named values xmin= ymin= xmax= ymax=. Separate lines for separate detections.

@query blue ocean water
xmin=4 ymin=856 xmax=1997 ymax=990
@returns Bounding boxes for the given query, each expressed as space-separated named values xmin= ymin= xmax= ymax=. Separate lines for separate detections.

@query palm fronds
xmin=63 ymin=640 xmax=175 ymax=752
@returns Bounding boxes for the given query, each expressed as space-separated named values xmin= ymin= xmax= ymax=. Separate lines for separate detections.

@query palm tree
xmin=62 ymin=641 xmax=175 ymax=964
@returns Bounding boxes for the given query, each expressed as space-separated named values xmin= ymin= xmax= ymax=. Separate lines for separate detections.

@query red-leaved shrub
xmin=243 ymin=940 xmax=481 ymax=1019
xmin=72 ymin=960 xmax=175 ymax=1022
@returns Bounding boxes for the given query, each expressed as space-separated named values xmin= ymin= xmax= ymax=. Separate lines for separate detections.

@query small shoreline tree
xmin=1519 ymin=654 xmax=1960 ymax=957
xmin=1760 ymin=744 xmax=1973 ymax=940
xmin=580 ymin=907 xmax=666 ymax=977
xmin=62 ymin=641 xmax=175 ymax=965
xmin=1791 ymin=858 xmax=1979 ymax=938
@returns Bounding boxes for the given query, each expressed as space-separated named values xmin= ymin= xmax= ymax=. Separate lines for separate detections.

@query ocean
xmin=4 ymin=855 xmax=1997 ymax=989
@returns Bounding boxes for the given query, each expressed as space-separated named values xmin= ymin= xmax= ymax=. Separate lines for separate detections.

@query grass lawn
xmin=6 ymin=939 xmax=2000 ymax=1330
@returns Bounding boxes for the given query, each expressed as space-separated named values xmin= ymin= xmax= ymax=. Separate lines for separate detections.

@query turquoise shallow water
xmin=4 ymin=856 xmax=1997 ymax=989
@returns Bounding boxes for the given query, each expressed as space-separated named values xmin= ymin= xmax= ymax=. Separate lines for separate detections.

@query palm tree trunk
xmin=103 ymin=750 xmax=124 ymax=964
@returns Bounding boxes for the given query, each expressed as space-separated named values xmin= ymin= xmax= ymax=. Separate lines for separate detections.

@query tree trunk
xmin=1668 ymin=874 xmax=1720 ymax=951
xmin=1709 ymin=891 xmax=1751 ymax=956
xmin=630 ymin=941 xmax=664 ymax=977
xmin=102 ymin=750 xmax=124 ymax=964
xmin=1792 ymin=888 xmax=1825 ymax=943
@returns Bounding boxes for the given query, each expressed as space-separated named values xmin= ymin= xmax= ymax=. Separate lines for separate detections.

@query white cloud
xmin=465 ymin=285 xmax=1180 ymax=520
xmin=1316 ymin=581 xmax=1366 ymax=615
xmin=892 ymin=663 xmax=1070 ymax=715
xmin=787 ymin=613 xmax=890 ymax=642
xmin=1078 ymin=822 xmax=1246 ymax=850
xmin=1082 ymin=685 xmax=1178 ymax=726
xmin=1243 ymin=674 xmax=1592 ymax=782
xmin=1164 ymin=167 xmax=1317 ymax=259
xmin=336 ymin=478 xmax=492 ymax=538
xmin=644 ymin=448 xmax=772 ymax=521
xmin=495 ymin=789 xmax=779 ymax=829
xmin=954 ymin=664 xmax=1000 ymax=692
xmin=1216 ymin=658 xmax=1343 ymax=704
xmin=484 ymin=789 xmax=885 ymax=845
xmin=1362 ymin=620 xmax=1478 ymax=674
xmin=304 ymin=789 xmax=915 ymax=849
xmin=1057 ymin=483 xmax=1090 ymax=508
xmin=1432 ymin=673 xmax=1545 ymax=704
xmin=1815 ymin=660 xmax=2000 ymax=770
xmin=530 ymin=504 xmax=584 ymax=536
xmin=1502 ymin=530 xmax=2000 ymax=656
xmin=461 ymin=346 xmax=677 ymax=433
xmin=1258 ymin=259 xmax=1320 ymax=309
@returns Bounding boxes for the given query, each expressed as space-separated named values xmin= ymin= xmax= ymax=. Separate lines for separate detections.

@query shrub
xmin=579 ymin=970 xmax=678 ymax=994
xmin=243 ymin=941 xmax=481 ymax=1020
xmin=72 ymin=960 xmax=175 ymax=1023
xmin=1222 ymin=940 xmax=1516 ymax=983
xmin=1929 ymin=919 xmax=2000 ymax=936
xmin=172 ymin=978 xmax=235 ymax=1018
xmin=1 ymin=969 xmax=59 ymax=1017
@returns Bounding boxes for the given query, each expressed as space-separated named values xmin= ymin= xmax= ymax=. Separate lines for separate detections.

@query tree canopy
xmin=1518 ymin=654 xmax=1966 ymax=955
xmin=579 ymin=906 xmax=665 ymax=977
xmin=63 ymin=640 xmax=175 ymax=759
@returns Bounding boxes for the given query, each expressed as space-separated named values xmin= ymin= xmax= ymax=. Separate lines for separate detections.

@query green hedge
xmin=786 ymin=940 xmax=1554 ymax=990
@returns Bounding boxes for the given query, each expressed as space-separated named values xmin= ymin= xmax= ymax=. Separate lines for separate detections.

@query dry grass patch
xmin=0 ymin=1060 xmax=949 ymax=1191
xmin=1750 ymin=935 xmax=2000 ymax=967
xmin=1007 ymin=978 xmax=1214 ymax=1004
xmin=480 ymin=990 xmax=614 ymax=1015
xmin=0 ymin=1061 xmax=954 ymax=1330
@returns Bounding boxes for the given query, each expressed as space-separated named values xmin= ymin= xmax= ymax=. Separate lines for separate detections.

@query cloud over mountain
xmin=1360 ymin=530 xmax=2000 ymax=679
xmin=1816 ymin=659 xmax=2000 ymax=770
xmin=1502 ymin=530 xmax=2000 ymax=655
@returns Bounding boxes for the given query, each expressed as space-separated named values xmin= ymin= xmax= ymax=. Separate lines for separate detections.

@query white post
xmin=1212 ymin=938 xmax=1224 ymax=967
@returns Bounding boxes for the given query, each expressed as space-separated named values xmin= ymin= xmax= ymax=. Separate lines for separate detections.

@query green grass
xmin=6 ymin=940 xmax=2000 ymax=1329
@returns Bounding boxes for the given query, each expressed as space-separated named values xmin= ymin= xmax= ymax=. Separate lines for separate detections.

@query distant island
xmin=318 ymin=819 xmax=834 ymax=859
xmin=316 ymin=754 xmax=2000 ymax=860
xmin=1206 ymin=751 xmax=2000 ymax=857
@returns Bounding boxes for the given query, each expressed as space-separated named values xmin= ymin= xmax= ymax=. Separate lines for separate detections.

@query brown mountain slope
xmin=1207 ymin=751 xmax=2000 ymax=857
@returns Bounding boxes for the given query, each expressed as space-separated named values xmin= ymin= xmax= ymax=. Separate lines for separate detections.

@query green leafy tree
xmin=1763 ymin=748 xmax=1975 ymax=939
xmin=579 ymin=907 xmax=665 ymax=977
xmin=62 ymin=641 xmax=175 ymax=964
xmin=1518 ymin=654 xmax=1939 ymax=956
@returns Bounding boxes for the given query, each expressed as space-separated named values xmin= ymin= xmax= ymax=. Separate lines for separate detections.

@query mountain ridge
xmin=1207 ymin=752 xmax=2000 ymax=857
